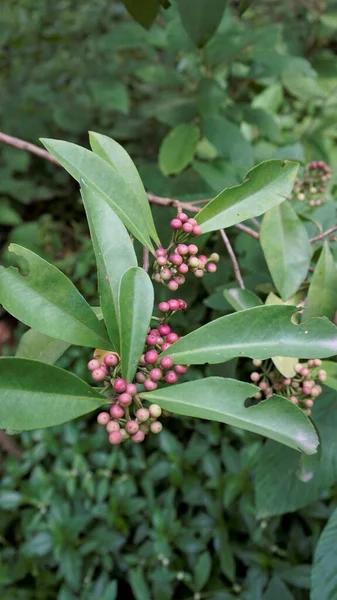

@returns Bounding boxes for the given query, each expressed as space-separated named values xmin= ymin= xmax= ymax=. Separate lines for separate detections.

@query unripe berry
xmin=188 ymin=257 xmax=200 ymax=268
xmin=145 ymin=349 xmax=158 ymax=364
xmin=104 ymin=354 xmax=119 ymax=367
xmin=170 ymin=218 xmax=182 ymax=230
xmin=192 ymin=225 xmax=202 ymax=237
xmin=304 ymin=399 xmax=314 ymax=408
xmin=120 ymin=428 xmax=129 ymax=440
xmin=194 ymin=269 xmax=204 ymax=278
xmin=273 ymin=382 xmax=281 ymax=391
xmin=109 ymin=431 xmax=123 ymax=445
xmin=140 ymin=423 xmax=150 ymax=434
xmin=297 ymin=193 xmax=305 ymax=201
xmin=169 ymin=254 xmax=183 ymax=266
xmin=97 ymin=412 xmax=110 ymax=425
xmin=146 ymin=334 xmax=158 ymax=346
xmin=168 ymin=280 xmax=179 ymax=291
xmin=295 ymin=363 xmax=303 ymax=374
xmin=136 ymin=372 xmax=146 ymax=383
xmin=119 ymin=393 xmax=132 ymax=406
xmin=283 ymin=378 xmax=291 ymax=385
xmin=175 ymin=365 xmax=187 ymax=375
xmin=198 ymin=255 xmax=208 ymax=265
xmin=158 ymin=301 xmax=170 ymax=313
xmin=106 ymin=420 xmax=120 ymax=432
xmin=110 ymin=404 xmax=124 ymax=419
xmin=150 ymin=367 xmax=163 ymax=381
xmin=136 ymin=408 xmax=150 ymax=422
xmin=160 ymin=357 xmax=173 ymax=370
xmin=157 ymin=256 xmax=168 ymax=266
xmin=154 ymin=273 xmax=161 ymax=282
xmin=126 ymin=420 xmax=139 ymax=435
xmin=250 ymin=372 xmax=260 ymax=382
xmin=289 ymin=395 xmax=298 ymax=404
xmin=168 ymin=299 xmax=180 ymax=311
xmin=157 ymin=336 xmax=164 ymax=345
xmin=178 ymin=299 xmax=187 ymax=310
xmin=300 ymin=367 xmax=309 ymax=377
xmin=210 ymin=253 xmax=220 ymax=263
xmin=178 ymin=263 xmax=189 ymax=274
xmin=311 ymin=385 xmax=322 ymax=397
xmin=165 ymin=370 xmax=178 ymax=384
xmin=178 ymin=213 xmax=188 ymax=223
xmin=158 ymin=324 xmax=170 ymax=336
xmin=161 ymin=268 xmax=172 ymax=281
xmin=206 ymin=263 xmax=217 ymax=273
xmin=177 ymin=244 xmax=189 ymax=255
xmin=161 ymin=342 xmax=171 ymax=351
xmin=150 ymin=421 xmax=163 ymax=434
xmin=253 ymin=359 xmax=262 ymax=367
xmin=144 ymin=379 xmax=158 ymax=391
xmin=131 ymin=430 xmax=145 ymax=443
xmin=88 ymin=359 xmax=100 ymax=371
xmin=126 ymin=383 xmax=137 ymax=396
xmin=318 ymin=369 xmax=327 ymax=382
xmin=149 ymin=404 xmax=162 ymax=418
xmin=114 ymin=378 xmax=127 ymax=393
xmin=166 ymin=332 xmax=179 ymax=344
xmin=182 ymin=222 xmax=193 ymax=233
xmin=155 ymin=248 xmax=166 ymax=257
xmin=92 ymin=368 xmax=107 ymax=382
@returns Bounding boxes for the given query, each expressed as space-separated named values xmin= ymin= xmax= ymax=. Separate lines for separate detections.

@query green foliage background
xmin=1 ymin=0 xmax=337 ymax=597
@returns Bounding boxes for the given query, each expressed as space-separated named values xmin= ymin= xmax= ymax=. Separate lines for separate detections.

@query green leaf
xmin=81 ymin=183 xmax=138 ymax=351
xmin=177 ymin=0 xmax=227 ymax=48
xmin=311 ymin=506 xmax=337 ymax=600
xmin=129 ymin=567 xmax=151 ymax=600
xmin=0 ymin=198 xmax=22 ymax=226
xmin=0 ymin=245 xmax=110 ymax=349
xmin=194 ymin=551 xmax=212 ymax=591
xmin=260 ymin=202 xmax=312 ymax=301
xmin=159 ymin=124 xmax=200 ymax=176
xmin=119 ymin=267 xmax=154 ymax=382
xmin=202 ymin=116 xmax=254 ymax=169
xmin=196 ymin=160 xmax=299 ymax=234
xmin=303 ymin=242 xmax=337 ymax=321
xmin=16 ymin=329 xmax=70 ymax=365
xmin=160 ymin=305 xmax=337 ymax=365
xmin=40 ymin=138 xmax=155 ymax=252
xmin=0 ymin=358 xmax=106 ymax=431
xmin=264 ymin=292 xmax=300 ymax=377
xmin=122 ymin=0 xmax=159 ymax=29
xmin=223 ymin=288 xmax=263 ymax=312
xmin=89 ymin=132 xmax=160 ymax=245
xmin=141 ymin=377 xmax=319 ymax=454
xmin=263 ymin=576 xmax=294 ymax=600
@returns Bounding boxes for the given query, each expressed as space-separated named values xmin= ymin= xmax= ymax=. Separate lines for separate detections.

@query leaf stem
xmin=220 ymin=229 xmax=245 ymax=289
xmin=310 ymin=225 xmax=337 ymax=243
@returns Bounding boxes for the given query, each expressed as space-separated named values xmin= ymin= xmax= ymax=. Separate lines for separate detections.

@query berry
xmin=131 ymin=431 xmax=145 ymax=443
xmin=157 ymin=256 xmax=168 ymax=266
xmin=145 ymin=349 xmax=158 ymax=364
xmin=166 ymin=332 xmax=179 ymax=344
xmin=300 ymin=367 xmax=309 ymax=377
xmin=169 ymin=254 xmax=183 ymax=266
xmin=210 ymin=253 xmax=220 ymax=262
xmin=97 ymin=412 xmax=110 ymax=425
xmin=88 ymin=359 xmax=100 ymax=371
xmin=110 ymin=404 xmax=124 ymax=419
xmin=161 ymin=342 xmax=171 ymax=351
xmin=149 ymin=367 xmax=163 ymax=381
xmin=160 ymin=357 xmax=173 ymax=369
xmin=109 ymin=431 xmax=123 ymax=445
xmin=114 ymin=378 xmax=127 ymax=393
xmin=174 ymin=275 xmax=185 ymax=286
xmin=146 ymin=334 xmax=158 ymax=346
xmin=289 ymin=395 xmax=298 ymax=404
xmin=206 ymin=263 xmax=217 ymax=273
xmin=155 ymin=248 xmax=166 ymax=257
xmin=165 ymin=370 xmax=178 ymax=384
xmin=250 ymin=372 xmax=260 ymax=382
xmin=194 ymin=269 xmax=204 ymax=278
xmin=318 ymin=370 xmax=327 ymax=382
xmin=161 ymin=268 xmax=171 ymax=281
xmin=295 ymin=363 xmax=303 ymax=374
xmin=177 ymin=244 xmax=189 ymax=255
xmin=158 ymin=301 xmax=170 ymax=313
xmin=136 ymin=408 xmax=150 ymax=422
xmin=192 ymin=225 xmax=202 ymax=237
xmin=158 ymin=324 xmax=170 ymax=336
xmin=168 ymin=280 xmax=179 ymax=291
xmin=170 ymin=218 xmax=182 ymax=230
xmin=126 ymin=420 xmax=139 ymax=435
xmin=178 ymin=213 xmax=188 ymax=223
xmin=168 ymin=299 xmax=180 ymax=311
xmin=92 ymin=368 xmax=107 ymax=382
xmin=144 ymin=379 xmax=158 ymax=391
xmin=106 ymin=420 xmax=120 ymax=432
xmin=314 ymin=359 xmax=322 ymax=367
xmin=150 ymin=421 xmax=163 ymax=434
xmin=259 ymin=381 xmax=268 ymax=391
xmin=198 ymin=255 xmax=208 ymax=265
xmin=182 ymin=222 xmax=193 ymax=233
xmin=178 ymin=263 xmax=189 ymax=274
xmin=175 ymin=365 xmax=187 ymax=374
xmin=126 ymin=383 xmax=137 ymax=396
xmin=149 ymin=404 xmax=162 ymax=418
xmin=104 ymin=354 xmax=119 ymax=367
xmin=188 ymin=257 xmax=200 ymax=268
xmin=178 ymin=299 xmax=187 ymax=310
xmin=136 ymin=372 xmax=146 ymax=383
xmin=283 ymin=378 xmax=291 ymax=385
xmin=253 ymin=359 xmax=262 ymax=367
xmin=140 ymin=423 xmax=150 ymax=435
xmin=188 ymin=244 xmax=198 ymax=255
xmin=119 ymin=393 xmax=132 ymax=406
xmin=188 ymin=218 xmax=197 ymax=226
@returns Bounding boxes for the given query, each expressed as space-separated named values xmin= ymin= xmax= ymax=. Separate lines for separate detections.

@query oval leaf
xmin=223 ymin=288 xmax=263 ymax=312
xmin=177 ymin=0 xmax=227 ymax=48
xmin=140 ymin=377 xmax=318 ymax=454
xmin=159 ymin=124 xmax=200 ymax=176
xmin=0 ymin=358 xmax=106 ymax=430
xmin=196 ymin=159 xmax=299 ymax=234
xmin=81 ymin=183 xmax=138 ymax=351
xmin=303 ymin=242 xmax=337 ymax=321
xmin=311 ymin=506 xmax=337 ymax=600
xmin=160 ymin=305 xmax=337 ymax=364
xmin=16 ymin=329 xmax=70 ymax=365
xmin=40 ymin=138 xmax=155 ymax=252
xmin=119 ymin=267 xmax=154 ymax=382
xmin=260 ymin=201 xmax=312 ymax=301
xmin=122 ymin=0 xmax=159 ymax=29
xmin=89 ymin=132 xmax=160 ymax=245
xmin=0 ymin=245 xmax=111 ymax=349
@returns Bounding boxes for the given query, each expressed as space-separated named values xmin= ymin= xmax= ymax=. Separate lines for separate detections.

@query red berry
xmin=126 ymin=383 xmax=137 ymax=396
xmin=161 ymin=342 xmax=171 ymax=351
xmin=92 ymin=368 xmax=106 ymax=382
xmin=158 ymin=301 xmax=170 ymax=313
xmin=144 ymin=379 xmax=158 ymax=391
xmin=206 ymin=263 xmax=217 ymax=273
xmin=104 ymin=354 xmax=119 ymax=367
xmin=119 ymin=393 xmax=132 ymax=406
xmin=175 ymin=365 xmax=187 ymax=374
xmin=160 ymin=356 xmax=173 ymax=370
xmin=170 ymin=218 xmax=182 ymax=230
xmin=166 ymin=332 xmax=178 ymax=344
xmin=109 ymin=431 xmax=123 ymax=445
xmin=110 ymin=404 xmax=124 ymax=419
xmin=178 ymin=299 xmax=187 ymax=310
xmin=146 ymin=334 xmax=158 ymax=346
xmin=97 ymin=412 xmax=110 ymax=425
xmin=182 ymin=222 xmax=193 ymax=233
xmin=165 ymin=370 xmax=178 ymax=384
xmin=178 ymin=213 xmax=188 ymax=223
xmin=150 ymin=367 xmax=163 ymax=381
xmin=158 ymin=324 xmax=170 ymax=336
xmin=145 ymin=350 xmax=158 ymax=364
xmin=114 ymin=378 xmax=127 ymax=393
xmin=88 ymin=359 xmax=100 ymax=371
xmin=188 ymin=218 xmax=197 ymax=226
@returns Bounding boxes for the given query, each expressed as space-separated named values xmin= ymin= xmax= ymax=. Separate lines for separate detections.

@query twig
xmin=310 ymin=225 xmax=337 ymax=243
xmin=0 ymin=132 xmax=260 ymax=240
xmin=0 ymin=431 xmax=22 ymax=460
xmin=142 ymin=247 xmax=149 ymax=272
xmin=220 ymin=228 xmax=245 ymax=289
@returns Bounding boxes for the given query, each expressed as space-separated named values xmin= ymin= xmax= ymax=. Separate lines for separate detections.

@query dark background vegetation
xmin=1 ymin=0 xmax=337 ymax=598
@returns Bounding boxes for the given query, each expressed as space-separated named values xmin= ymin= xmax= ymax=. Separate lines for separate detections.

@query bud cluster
xmin=250 ymin=358 xmax=326 ymax=415
xmin=87 ymin=302 xmax=188 ymax=445
xmin=152 ymin=212 xmax=219 ymax=290
xmin=293 ymin=160 xmax=331 ymax=208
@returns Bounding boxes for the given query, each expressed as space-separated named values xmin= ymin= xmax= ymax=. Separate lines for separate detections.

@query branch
xmin=310 ymin=225 xmax=337 ymax=243
xmin=0 ymin=131 xmax=260 ymax=240
xmin=220 ymin=228 xmax=245 ymax=289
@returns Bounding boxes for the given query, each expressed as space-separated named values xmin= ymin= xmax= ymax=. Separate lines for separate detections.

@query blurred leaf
xmin=159 ymin=124 xmax=200 ymax=175
xmin=311 ymin=506 xmax=337 ymax=600
xmin=177 ymin=0 xmax=227 ymax=47
xmin=0 ymin=198 xmax=22 ymax=226
xmin=16 ymin=329 xmax=70 ymax=365
xmin=203 ymin=116 xmax=254 ymax=169
xmin=122 ymin=0 xmax=159 ymax=29
xmin=129 ymin=567 xmax=151 ymax=600
xmin=194 ymin=551 xmax=212 ymax=590
xmin=263 ymin=576 xmax=294 ymax=600
xmin=303 ymin=242 xmax=337 ymax=321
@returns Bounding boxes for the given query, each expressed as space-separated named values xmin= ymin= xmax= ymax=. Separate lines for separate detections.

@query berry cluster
xmin=250 ymin=359 xmax=326 ymax=415
xmin=293 ymin=160 xmax=331 ymax=208
xmin=152 ymin=212 xmax=219 ymax=290
xmin=87 ymin=302 xmax=188 ymax=445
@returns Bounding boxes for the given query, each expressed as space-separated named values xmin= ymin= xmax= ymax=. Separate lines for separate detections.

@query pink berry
xmin=154 ymin=273 xmax=161 ymax=282
xmin=126 ymin=383 xmax=137 ymax=396
xmin=166 ymin=332 xmax=178 ymax=344
xmin=303 ymin=385 xmax=311 ymax=396
xmin=206 ymin=263 xmax=217 ymax=273
xmin=259 ymin=381 xmax=268 ymax=391
xmin=150 ymin=367 xmax=163 ymax=381
xmin=314 ymin=359 xmax=322 ymax=367
xmin=194 ymin=269 xmax=204 ymax=278
xmin=177 ymin=244 xmax=189 ymax=255
xmin=158 ymin=301 xmax=170 ymax=313
xmin=131 ymin=430 xmax=145 ymax=443
xmin=192 ymin=225 xmax=202 ymax=237
xmin=146 ymin=334 xmax=158 ymax=346
xmin=160 ymin=268 xmax=171 ymax=281
xmin=168 ymin=299 xmax=180 ymax=311
xmin=300 ymin=367 xmax=310 ymax=377
xmin=126 ymin=420 xmax=139 ymax=435
xmin=178 ymin=263 xmax=189 ymax=274
xmin=174 ymin=275 xmax=185 ymax=285
xmin=178 ymin=299 xmax=187 ymax=310
xmin=145 ymin=349 xmax=158 ymax=364
xmin=188 ymin=218 xmax=197 ymax=226
xmin=283 ymin=378 xmax=291 ymax=385
xmin=165 ymin=370 xmax=178 ymax=384
xmin=136 ymin=408 xmax=150 ymax=422
xmin=289 ymin=396 xmax=298 ymax=404
xmin=250 ymin=372 xmax=260 ymax=382
xmin=178 ymin=213 xmax=188 ymax=223
xmin=158 ymin=324 xmax=170 ymax=336
xmin=169 ymin=254 xmax=183 ymax=266
xmin=160 ymin=356 xmax=173 ymax=369
xmin=109 ymin=431 xmax=123 ymax=445
xmin=155 ymin=248 xmax=166 ymax=258
xmin=88 ymin=359 xmax=100 ymax=371
xmin=157 ymin=256 xmax=168 ymax=266
xmin=97 ymin=412 xmax=110 ymax=425
xmin=318 ymin=370 xmax=327 ymax=382
xmin=110 ymin=404 xmax=124 ymax=419
xmin=104 ymin=354 xmax=119 ymax=367
xmin=144 ymin=379 xmax=158 ymax=391
xmin=106 ymin=420 xmax=120 ymax=432
xmin=295 ymin=363 xmax=303 ymax=374
xmin=168 ymin=280 xmax=179 ymax=291
xmin=188 ymin=244 xmax=198 ymax=255
xmin=150 ymin=328 xmax=159 ymax=336
xmin=119 ymin=393 xmax=132 ymax=406
xmin=136 ymin=372 xmax=146 ymax=383
xmin=92 ymin=368 xmax=106 ymax=382
xmin=198 ymin=255 xmax=208 ymax=265
xmin=149 ymin=404 xmax=162 ymax=418
xmin=150 ymin=421 xmax=163 ymax=434
xmin=161 ymin=342 xmax=171 ymax=351
xmin=114 ymin=378 xmax=127 ymax=393
xmin=175 ymin=364 xmax=187 ymax=374
xmin=182 ymin=222 xmax=193 ymax=233
xmin=170 ymin=218 xmax=182 ymax=230
xmin=157 ymin=336 xmax=164 ymax=345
